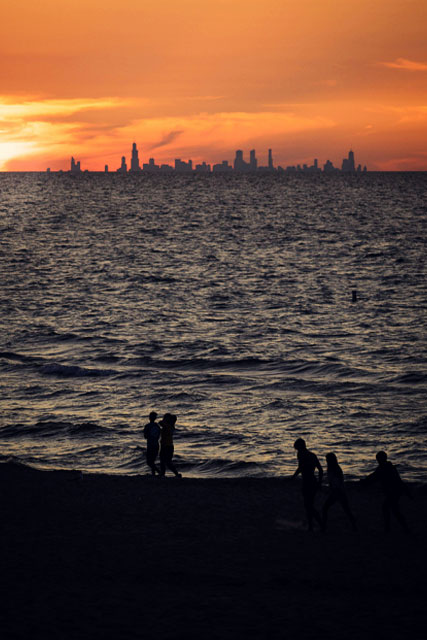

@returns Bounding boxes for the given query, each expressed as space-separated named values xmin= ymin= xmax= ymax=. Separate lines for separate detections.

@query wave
xmin=0 ymin=351 xmax=118 ymax=377
xmin=39 ymin=363 xmax=117 ymax=377
xmin=0 ymin=420 xmax=110 ymax=439
xmin=162 ymin=391 xmax=208 ymax=402
xmin=127 ymin=355 xmax=275 ymax=371
xmin=123 ymin=355 xmax=373 ymax=379
xmin=181 ymin=458 xmax=263 ymax=476
xmin=391 ymin=372 xmax=427 ymax=385
xmin=0 ymin=351 xmax=35 ymax=362
xmin=252 ymin=377 xmax=384 ymax=396
xmin=391 ymin=416 xmax=427 ymax=435
xmin=0 ymin=458 xmax=83 ymax=478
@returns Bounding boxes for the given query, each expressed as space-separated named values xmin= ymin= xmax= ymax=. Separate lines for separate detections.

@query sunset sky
xmin=1 ymin=0 xmax=426 ymax=171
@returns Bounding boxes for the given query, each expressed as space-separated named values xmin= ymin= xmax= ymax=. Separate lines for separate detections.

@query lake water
xmin=0 ymin=172 xmax=426 ymax=480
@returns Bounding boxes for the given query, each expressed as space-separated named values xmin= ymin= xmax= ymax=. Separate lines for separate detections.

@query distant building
xmin=195 ymin=162 xmax=211 ymax=173
xmin=159 ymin=164 xmax=174 ymax=173
xmin=117 ymin=156 xmax=127 ymax=173
xmin=213 ymin=160 xmax=232 ymax=173
xmin=302 ymin=159 xmax=321 ymax=173
xmin=249 ymin=149 xmax=257 ymax=171
xmin=323 ymin=159 xmax=336 ymax=172
xmin=175 ymin=158 xmax=193 ymax=173
xmin=342 ymin=149 xmax=356 ymax=172
xmin=105 ymin=165 xmax=109 ymax=173
xmin=234 ymin=149 xmax=249 ymax=172
xmin=130 ymin=143 xmax=141 ymax=172
xmin=70 ymin=157 xmax=81 ymax=173
xmin=143 ymin=158 xmax=160 ymax=172
xmin=46 ymin=168 xmax=51 ymax=173
xmin=257 ymin=149 xmax=276 ymax=173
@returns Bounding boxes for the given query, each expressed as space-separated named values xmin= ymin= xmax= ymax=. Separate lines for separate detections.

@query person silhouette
xmin=159 ymin=413 xmax=182 ymax=478
xmin=362 ymin=451 xmax=410 ymax=533
xmin=292 ymin=438 xmax=323 ymax=531
xmin=322 ymin=453 xmax=357 ymax=531
xmin=143 ymin=411 xmax=161 ymax=476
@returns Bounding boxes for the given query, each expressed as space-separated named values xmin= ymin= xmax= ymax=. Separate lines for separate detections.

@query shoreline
xmin=1 ymin=461 xmax=426 ymax=639
xmin=2 ymin=456 xmax=426 ymax=486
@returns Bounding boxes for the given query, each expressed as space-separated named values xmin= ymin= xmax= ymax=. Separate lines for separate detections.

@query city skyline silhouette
xmin=64 ymin=143 xmax=367 ymax=175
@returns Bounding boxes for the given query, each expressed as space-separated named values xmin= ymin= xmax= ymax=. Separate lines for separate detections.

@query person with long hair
xmin=322 ymin=453 xmax=357 ymax=531
xmin=159 ymin=413 xmax=182 ymax=478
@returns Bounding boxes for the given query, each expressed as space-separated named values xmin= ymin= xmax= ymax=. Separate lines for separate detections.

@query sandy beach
xmin=0 ymin=461 xmax=425 ymax=640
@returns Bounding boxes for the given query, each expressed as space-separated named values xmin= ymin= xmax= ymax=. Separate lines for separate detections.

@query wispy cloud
xmin=0 ymin=97 xmax=129 ymax=121
xmin=147 ymin=130 xmax=184 ymax=150
xmin=379 ymin=58 xmax=427 ymax=71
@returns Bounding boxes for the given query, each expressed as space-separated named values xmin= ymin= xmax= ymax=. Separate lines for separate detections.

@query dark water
xmin=0 ymin=172 xmax=426 ymax=480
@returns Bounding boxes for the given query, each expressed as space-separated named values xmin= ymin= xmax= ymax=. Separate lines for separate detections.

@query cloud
xmin=0 ymin=96 xmax=135 ymax=169
xmin=147 ymin=130 xmax=184 ymax=150
xmin=0 ymin=97 xmax=129 ymax=121
xmin=380 ymin=58 xmax=427 ymax=71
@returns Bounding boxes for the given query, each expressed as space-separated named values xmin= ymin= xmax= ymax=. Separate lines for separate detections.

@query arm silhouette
xmin=315 ymin=456 xmax=323 ymax=486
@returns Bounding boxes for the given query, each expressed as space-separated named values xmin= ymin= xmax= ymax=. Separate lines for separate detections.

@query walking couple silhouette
xmin=143 ymin=411 xmax=182 ymax=478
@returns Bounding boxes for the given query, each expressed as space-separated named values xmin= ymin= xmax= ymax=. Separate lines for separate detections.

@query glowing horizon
xmin=1 ymin=1 xmax=427 ymax=171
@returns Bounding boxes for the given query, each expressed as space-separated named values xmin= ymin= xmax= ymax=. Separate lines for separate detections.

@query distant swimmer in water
xmin=292 ymin=438 xmax=323 ymax=531
xmin=159 ymin=413 xmax=182 ymax=478
xmin=322 ymin=453 xmax=357 ymax=531
xmin=143 ymin=411 xmax=161 ymax=476
xmin=361 ymin=451 xmax=410 ymax=533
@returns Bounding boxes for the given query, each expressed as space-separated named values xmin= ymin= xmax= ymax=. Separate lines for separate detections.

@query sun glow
xmin=0 ymin=142 xmax=38 ymax=170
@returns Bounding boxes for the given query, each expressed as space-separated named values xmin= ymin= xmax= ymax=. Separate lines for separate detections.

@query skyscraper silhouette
xmin=250 ymin=149 xmax=257 ymax=171
xmin=342 ymin=149 xmax=356 ymax=172
xmin=70 ymin=157 xmax=81 ymax=173
xmin=234 ymin=150 xmax=250 ymax=171
xmin=130 ymin=143 xmax=141 ymax=172
xmin=117 ymin=156 xmax=127 ymax=173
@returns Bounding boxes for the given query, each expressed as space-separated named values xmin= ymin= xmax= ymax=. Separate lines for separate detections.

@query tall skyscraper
xmin=130 ymin=143 xmax=140 ymax=172
xmin=234 ymin=149 xmax=249 ymax=171
xmin=268 ymin=149 xmax=273 ymax=170
xmin=342 ymin=149 xmax=356 ymax=172
xmin=117 ymin=156 xmax=127 ymax=173
xmin=70 ymin=157 xmax=81 ymax=173
xmin=250 ymin=149 xmax=257 ymax=171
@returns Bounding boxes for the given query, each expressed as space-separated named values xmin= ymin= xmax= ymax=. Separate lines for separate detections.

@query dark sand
xmin=0 ymin=462 xmax=426 ymax=640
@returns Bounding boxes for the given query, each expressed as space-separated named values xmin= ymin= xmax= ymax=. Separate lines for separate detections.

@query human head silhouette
xmin=294 ymin=438 xmax=306 ymax=451
xmin=149 ymin=411 xmax=157 ymax=422
xmin=160 ymin=413 xmax=174 ymax=427
xmin=376 ymin=451 xmax=388 ymax=465
xmin=326 ymin=452 xmax=339 ymax=468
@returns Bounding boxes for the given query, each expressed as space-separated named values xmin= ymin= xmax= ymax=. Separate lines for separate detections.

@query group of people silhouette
xmin=293 ymin=438 xmax=411 ymax=533
xmin=143 ymin=411 xmax=182 ymax=478
xmin=142 ymin=413 xmax=410 ymax=532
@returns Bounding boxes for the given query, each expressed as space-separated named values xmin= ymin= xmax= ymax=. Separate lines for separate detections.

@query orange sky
xmin=1 ymin=0 xmax=426 ymax=170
